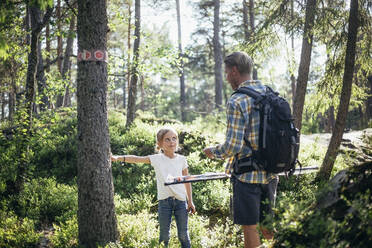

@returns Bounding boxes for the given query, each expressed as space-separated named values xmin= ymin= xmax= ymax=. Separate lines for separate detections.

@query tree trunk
xmin=123 ymin=70 xmax=127 ymax=109
xmin=293 ymin=0 xmax=316 ymax=132
xmin=366 ymin=76 xmax=372 ymax=122
xmin=62 ymin=15 xmax=76 ymax=107
xmin=290 ymin=0 xmax=296 ymax=108
xmin=55 ymin=0 xmax=64 ymax=108
xmin=242 ymin=0 xmax=250 ymax=41
xmin=8 ymin=80 xmax=15 ymax=121
xmin=248 ymin=0 xmax=258 ymax=79
xmin=324 ymin=105 xmax=335 ymax=133
xmin=126 ymin=0 xmax=140 ymax=128
xmin=76 ymin=0 xmax=118 ymax=246
xmin=1 ymin=92 xmax=4 ymax=120
xmin=213 ymin=0 xmax=223 ymax=109
xmin=317 ymin=0 xmax=359 ymax=181
xmin=26 ymin=5 xmax=52 ymax=130
xmin=37 ymin=38 xmax=48 ymax=112
xmin=124 ymin=0 xmax=132 ymax=109
xmin=176 ymin=0 xmax=186 ymax=121
xmin=140 ymin=75 xmax=145 ymax=111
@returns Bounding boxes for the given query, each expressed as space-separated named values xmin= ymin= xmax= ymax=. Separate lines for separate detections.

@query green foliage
xmin=50 ymin=216 xmax=78 ymax=248
xmin=114 ymin=193 xmax=155 ymax=215
xmin=17 ymin=177 xmax=77 ymax=226
xmin=0 ymin=211 xmax=41 ymax=248
xmin=272 ymin=162 xmax=372 ymax=248
xmin=116 ymin=211 xmax=159 ymax=248
xmin=115 ymin=210 xmax=243 ymax=248
xmin=31 ymin=109 xmax=78 ymax=184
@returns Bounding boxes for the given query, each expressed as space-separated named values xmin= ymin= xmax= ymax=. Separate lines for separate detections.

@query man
xmin=203 ymin=51 xmax=278 ymax=248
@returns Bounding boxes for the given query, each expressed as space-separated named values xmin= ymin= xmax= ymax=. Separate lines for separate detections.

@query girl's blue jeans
xmin=158 ymin=197 xmax=191 ymax=248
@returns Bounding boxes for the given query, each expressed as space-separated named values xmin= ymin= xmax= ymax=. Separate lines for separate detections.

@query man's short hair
xmin=224 ymin=52 xmax=253 ymax=75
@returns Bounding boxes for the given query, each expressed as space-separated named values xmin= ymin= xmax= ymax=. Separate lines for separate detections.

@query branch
xmin=64 ymin=0 xmax=78 ymax=17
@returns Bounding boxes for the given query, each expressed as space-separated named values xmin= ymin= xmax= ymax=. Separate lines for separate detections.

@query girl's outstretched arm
xmin=111 ymin=154 xmax=150 ymax=164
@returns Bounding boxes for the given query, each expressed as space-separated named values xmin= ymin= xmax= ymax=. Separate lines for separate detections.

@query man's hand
xmin=203 ymin=147 xmax=215 ymax=159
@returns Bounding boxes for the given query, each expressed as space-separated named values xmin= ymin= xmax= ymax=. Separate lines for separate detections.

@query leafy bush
xmin=117 ymin=211 xmax=159 ymax=248
xmin=188 ymin=214 xmax=243 ymax=248
xmin=50 ymin=216 xmax=78 ymax=248
xmin=17 ymin=177 xmax=77 ymax=226
xmin=0 ymin=211 xmax=41 ymax=248
xmin=31 ymin=109 xmax=78 ymax=184
xmin=114 ymin=193 xmax=156 ymax=215
xmin=272 ymin=162 xmax=372 ymax=248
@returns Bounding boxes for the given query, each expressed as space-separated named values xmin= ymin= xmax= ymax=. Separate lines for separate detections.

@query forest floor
xmin=302 ymin=128 xmax=372 ymax=147
xmin=301 ymin=128 xmax=372 ymax=163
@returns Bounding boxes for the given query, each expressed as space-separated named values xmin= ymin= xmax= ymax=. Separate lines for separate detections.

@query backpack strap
xmin=232 ymin=85 xmax=265 ymax=161
xmin=234 ymin=86 xmax=265 ymax=104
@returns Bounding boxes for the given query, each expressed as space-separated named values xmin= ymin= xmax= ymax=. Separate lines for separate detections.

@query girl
xmin=111 ymin=127 xmax=196 ymax=248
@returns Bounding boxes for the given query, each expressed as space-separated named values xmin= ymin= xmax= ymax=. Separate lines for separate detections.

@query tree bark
xmin=290 ymin=0 xmax=296 ymax=108
xmin=243 ymin=0 xmax=250 ymax=41
xmin=126 ymin=0 xmax=140 ymax=128
xmin=248 ymin=0 xmax=258 ymax=79
xmin=293 ymin=0 xmax=316 ymax=132
xmin=26 ymin=5 xmax=53 ymax=130
xmin=37 ymin=38 xmax=48 ymax=111
xmin=8 ymin=79 xmax=16 ymax=121
xmin=213 ymin=0 xmax=223 ymax=109
xmin=124 ymin=0 xmax=132 ymax=109
xmin=76 ymin=0 xmax=118 ymax=246
xmin=62 ymin=15 xmax=76 ymax=107
xmin=366 ymin=76 xmax=372 ymax=122
xmin=176 ymin=0 xmax=186 ymax=121
xmin=317 ymin=0 xmax=359 ymax=181
xmin=1 ymin=92 xmax=4 ymax=120
xmin=55 ymin=0 xmax=64 ymax=108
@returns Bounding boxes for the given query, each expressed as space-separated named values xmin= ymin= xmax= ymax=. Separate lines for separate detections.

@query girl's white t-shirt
xmin=149 ymin=153 xmax=188 ymax=201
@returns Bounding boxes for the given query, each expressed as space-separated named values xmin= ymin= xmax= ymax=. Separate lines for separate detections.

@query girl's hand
xmin=187 ymin=201 xmax=196 ymax=214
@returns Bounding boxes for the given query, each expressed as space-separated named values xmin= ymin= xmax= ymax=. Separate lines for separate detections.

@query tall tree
xmin=0 ymin=92 xmax=4 ymax=120
xmin=290 ymin=0 xmax=296 ymax=108
xmin=176 ymin=0 xmax=186 ymax=120
xmin=62 ymin=15 xmax=76 ymax=107
xmin=292 ymin=0 xmax=316 ymax=132
xmin=124 ymin=0 xmax=132 ymax=109
xmin=126 ymin=0 xmax=140 ymax=128
xmin=242 ymin=0 xmax=257 ymax=79
xmin=36 ymin=36 xmax=48 ymax=111
xmin=242 ymin=0 xmax=250 ymax=41
xmin=317 ymin=0 xmax=359 ymax=181
xmin=55 ymin=0 xmax=64 ymax=108
xmin=213 ymin=0 xmax=223 ymax=109
xmin=76 ymin=0 xmax=118 ymax=246
xmin=25 ymin=3 xmax=53 ymax=130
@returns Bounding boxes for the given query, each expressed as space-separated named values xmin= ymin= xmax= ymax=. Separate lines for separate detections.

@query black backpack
xmin=233 ymin=85 xmax=299 ymax=175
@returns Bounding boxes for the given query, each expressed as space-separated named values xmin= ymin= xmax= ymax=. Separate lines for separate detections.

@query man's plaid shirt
xmin=211 ymin=80 xmax=275 ymax=184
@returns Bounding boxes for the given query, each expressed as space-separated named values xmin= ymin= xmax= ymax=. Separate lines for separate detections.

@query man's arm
xmin=204 ymin=99 xmax=247 ymax=159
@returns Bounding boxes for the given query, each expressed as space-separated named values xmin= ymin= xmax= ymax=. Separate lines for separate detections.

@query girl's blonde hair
xmin=155 ymin=127 xmax=178 ymax=153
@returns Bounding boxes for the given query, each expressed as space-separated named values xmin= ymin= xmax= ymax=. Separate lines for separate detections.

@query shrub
xmin=117 ymin=211 xmax=159 ymax=248
xmin=0 ymin=211 xmax=41 ymax=248
xmin=31 ymin=109 xmax=78 ymax=184
xmin=17 ymin=177 xmax=77 ymax=226
xmin=50 ymin=216 xmax=78 ymax=248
